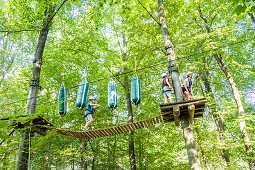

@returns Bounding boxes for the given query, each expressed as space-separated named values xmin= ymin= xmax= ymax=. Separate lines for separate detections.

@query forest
xmin=0 ymin=0 xmax=255 ymax=169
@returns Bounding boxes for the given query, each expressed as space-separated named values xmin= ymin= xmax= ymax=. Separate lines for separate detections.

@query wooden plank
xmin=149 ymin=118 xmax=155 ymax=126
xmin=97 ymin=129 xmax=105 ymax=137
xmin=126 ymin=124 xmax=132 ymax=131
xmin=135 ymin=121 xmax=142 ymax=129
xmin=87 ymin=130 xmax=97 ymax=139
xmin=160 ymin=98 xmax=206 ymax=107
xmin=98 ymin=129 xmax=107 ymax=137
xmin=123 ymin=124 xmax=131 ymax=132
xmin=143 ymin=120 xmax=149 ymax=128
xmin=113 ymin=126 xmax=122 ymax=134
xmin=130 ymin=123 xmax=136 ymax=131
xmin=91 ymin=130 xmax=100 ymax=138
xmin=101 ymin=128 xmax=110 ymax=136
xmin=160 ymin=100 xmax=206 ymax=111
xmin=133 ymin=122 xmax=139 ymax=130
xmin=95 ymin=129 xmax=104 ymax=137
xmin=152 ymin=117 xmax=157 ymax=125
xmin=157 ymin=116 xmax=163 ymax=124
xmin=70 ymin=131 xmax=80 ymax=138
xmin=108 ymin=127 xmax=116 ymax=136
xmin=117 ymin=125 xmax=125 ymax=133
xmin=139 ymin=121 xmax=145 ymax=128
xmin=85 ymin=131 xmax=94 ymax=139
xmin=112 ymin=126 xmax=121 ymax=134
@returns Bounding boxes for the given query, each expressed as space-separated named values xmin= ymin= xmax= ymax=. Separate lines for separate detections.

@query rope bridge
xmin=7 ymin=98 xmax=206 ymax=140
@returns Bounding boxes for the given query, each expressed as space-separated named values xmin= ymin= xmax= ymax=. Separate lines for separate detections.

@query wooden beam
xmin=160 ymin=100 xmax=206 ymax=111
xmin=173 ymin=105 xmax=180 ymax=126
xmin=188 ymin=104 xmax=195 ymax=123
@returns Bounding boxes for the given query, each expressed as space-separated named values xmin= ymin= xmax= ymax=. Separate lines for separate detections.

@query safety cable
xmin=0 ymin=38 xmax=252 ymax=109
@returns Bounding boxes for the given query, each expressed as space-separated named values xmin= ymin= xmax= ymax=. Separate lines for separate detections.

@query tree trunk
xmin=16 ymin=7 xmax=54 ymax=170
xmin=158 ymin=1 xmax=201 ymax=169
xmin=80 ymin=140 xmax=88 ymax=170
xmin=202 ymin=59 xmax=230 ymax=165
xmin=121 ymin=33 xmax=137 ymax=170
xmin=214 ymin=54 xmax=254 ymax=168
xmin=198 ymin=6 xmax=255 ymax=169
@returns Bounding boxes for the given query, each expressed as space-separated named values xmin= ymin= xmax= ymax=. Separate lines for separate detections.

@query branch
xmin=44 ymin=0 xmax=68 ymax=29
xmin=209 ymin=13 xmax=217 ymax=29
xmin=0 ymin=0 xmax=68 ymax=34
xmin=136 ymin=0 xmax=161 ymax=26
xmin=193 ymin=18 xmax=204 ymax=32
xmin=0 ymin=29 xmax=40 ymax=33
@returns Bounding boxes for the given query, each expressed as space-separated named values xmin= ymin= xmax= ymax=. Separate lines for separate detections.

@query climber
xmin=182 ymin=72 xmax=194 ymax=100
xmin=162 ymin=73 xmax=173 ymax=104
xmin=83 ymin=96 xmax=100 ymax=131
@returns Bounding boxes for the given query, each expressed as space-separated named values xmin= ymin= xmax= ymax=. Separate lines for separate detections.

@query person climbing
xmin=83 ymin=96 xmax=100 ymax=131
xmin=162 ymin=73 xmax=173 ymax=104
xmin=182 ymin=72 xmax=194 ymax=100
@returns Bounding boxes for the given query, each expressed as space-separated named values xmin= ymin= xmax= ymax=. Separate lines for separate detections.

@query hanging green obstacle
xmin=131 ymin=77 xmax=141 ymax=105
xmin=108 ymin=81 xmax=118 ymax=109
xmin=58 ymin=86 xmax=67 ymax=116
xmin=76 ymin=81 xmax=89 ymax=109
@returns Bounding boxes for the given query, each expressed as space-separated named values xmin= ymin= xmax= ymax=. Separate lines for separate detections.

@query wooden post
xmin=173 ymin=105 xmax=180 ymax=126
xmin=188 ymin=104 xmax=195 ymax=123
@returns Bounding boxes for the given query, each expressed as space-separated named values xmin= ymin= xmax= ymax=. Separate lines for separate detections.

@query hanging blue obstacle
xmin=131 ymin=77 xmax=142 ymax=105
xmin=76 ymin=81 xmax=89 ymax=109
xmin=108 ymin=80 xmax=118 ymax=110
xmin=58 ymin=86 xmax=67 ymax=116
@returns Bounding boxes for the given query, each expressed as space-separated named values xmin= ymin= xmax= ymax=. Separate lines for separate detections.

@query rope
xmin=0 ymin=38 xmax=251 ymax=109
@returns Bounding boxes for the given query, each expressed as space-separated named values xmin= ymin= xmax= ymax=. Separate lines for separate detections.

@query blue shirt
xmin=86 ymin=101 xmax=93 ymax=112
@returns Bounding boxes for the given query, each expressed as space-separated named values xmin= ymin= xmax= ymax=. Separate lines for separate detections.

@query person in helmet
xmin=83 ymin=96 xmax=100 ymax=131
xmin=162 ymin=73 xmax=173 ymax=104
xmin=182 ymin=72 xmax=194 ymax=100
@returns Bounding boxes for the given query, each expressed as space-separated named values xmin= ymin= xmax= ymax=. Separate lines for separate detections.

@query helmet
xmin=187 ymin=72 xmax=193 ymax=76
xmin=162 ymin=73 xmax=167 ymax=78
xmin=89 ymin=96 xmax=95 ymax=100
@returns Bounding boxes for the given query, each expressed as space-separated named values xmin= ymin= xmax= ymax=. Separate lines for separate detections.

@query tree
xmin=158 ymin=0 xmax=201 ymax=169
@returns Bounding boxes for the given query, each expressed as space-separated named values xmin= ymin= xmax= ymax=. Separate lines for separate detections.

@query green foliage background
xmin=0 ymin=0 xmax=254 ymax=169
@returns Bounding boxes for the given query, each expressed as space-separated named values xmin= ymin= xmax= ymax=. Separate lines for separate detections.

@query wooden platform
xmin=160 ymin=98 xmax=207 ymax=126
xmin=11 ymin=116 xmax=54 ymax=136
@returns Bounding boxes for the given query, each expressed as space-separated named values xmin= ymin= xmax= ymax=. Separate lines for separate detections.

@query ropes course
xmin=6 ymin=98 xmax=206 ymax=140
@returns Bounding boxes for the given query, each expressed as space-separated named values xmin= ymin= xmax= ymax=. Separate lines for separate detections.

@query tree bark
xmin=121 ymin=33 xmax=137 ymax=170
xmin=198 ymin=6 xmax=255 ymax=169
xmin=16 ymin=7 xmax=54 ymax=170
xmin=158 ymin=1 xmax=201 ymax=169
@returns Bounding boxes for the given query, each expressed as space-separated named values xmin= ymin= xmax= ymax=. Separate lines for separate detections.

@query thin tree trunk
xmin=16 ymin=7 xmax=54 ymax=170
xmin=202 ymin=59 xmax=230 ymax=165
xmin=80 ymin=140 xmax=88 ymax=170
xmin=121 ymin=33 xmax=137 ymax=170
xmin=158 ymin=1 xmax=201 ymax=169
xmin=198 ymin=6 xmax=255 ymax=169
